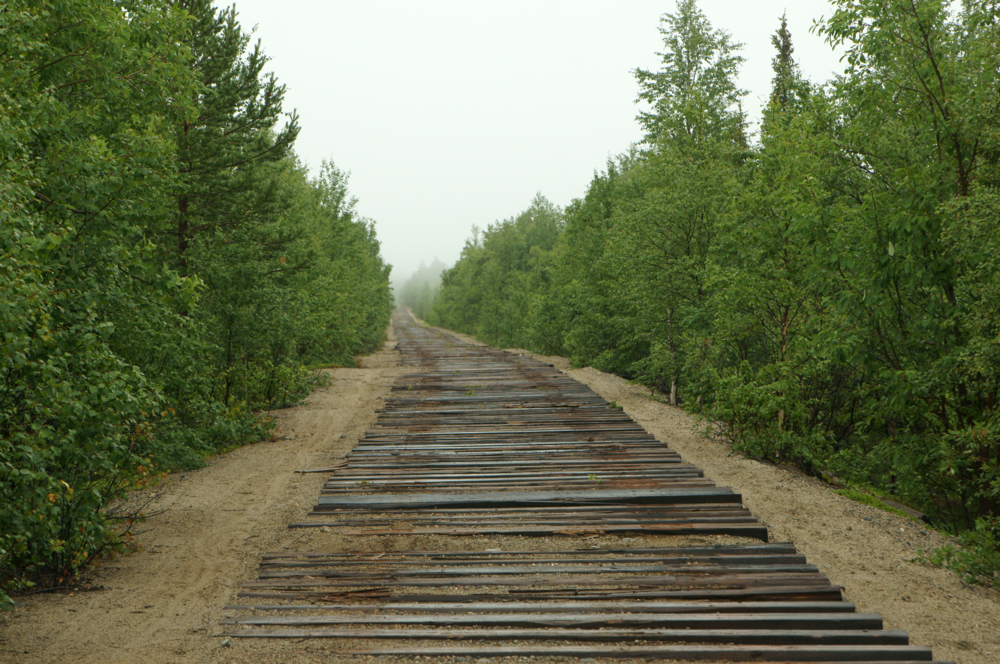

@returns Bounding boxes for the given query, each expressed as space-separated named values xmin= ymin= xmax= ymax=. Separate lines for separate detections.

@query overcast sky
xmin=226 ymin=1 xmax=847 ymax=282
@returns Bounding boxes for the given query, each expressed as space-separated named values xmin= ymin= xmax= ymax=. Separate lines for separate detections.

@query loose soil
xmin=1 ymin=320 xmax=998 ymax=664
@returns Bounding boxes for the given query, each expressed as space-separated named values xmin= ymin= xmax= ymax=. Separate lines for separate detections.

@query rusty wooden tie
xmin=224 ymin=310 xmax=949 ymax=663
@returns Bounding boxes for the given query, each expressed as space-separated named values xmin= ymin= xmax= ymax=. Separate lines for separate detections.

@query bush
xmin=928 ymin=517 xmax=1000 ymax=589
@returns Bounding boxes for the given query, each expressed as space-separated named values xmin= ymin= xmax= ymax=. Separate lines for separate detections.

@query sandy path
xmin=0 ymin=328 xmax=409 ymax=664
xmin=3 ymin=317 xmax=998 ymax=664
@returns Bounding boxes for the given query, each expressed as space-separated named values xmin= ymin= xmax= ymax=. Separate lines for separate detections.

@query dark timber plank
xmin=222 ymin=611 xmax=882 ymax=629
xmin=223 ymin=600 xmax=858 ymax=613
xmin=220 ymin=627 xmax=910 ymax=645
xmin=313 ymin=487 xmax=741 ymax=510
xmin=236 ymin=585 xmax=847 ymax=602
xmin=223 ymin=643 xmax=937 ymax=662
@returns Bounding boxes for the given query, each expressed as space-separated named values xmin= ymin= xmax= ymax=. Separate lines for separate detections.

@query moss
xmin=833 ymin=487 xmax=915 ymax=521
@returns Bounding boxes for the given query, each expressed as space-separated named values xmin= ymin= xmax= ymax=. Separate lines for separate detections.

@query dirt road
xmin=2 ymin=320 xmax=998 ymax=663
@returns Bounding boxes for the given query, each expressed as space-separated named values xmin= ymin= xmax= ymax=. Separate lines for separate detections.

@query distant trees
xmin=429 ymin=0 xmax=1000 ymax=586
xmin=430 ymin=194 xmax=563 ymax=351
xmin=396 ymin=259 xmax=449 ymax=321
xmin=1 ymin=0 xmax=392 ymax=604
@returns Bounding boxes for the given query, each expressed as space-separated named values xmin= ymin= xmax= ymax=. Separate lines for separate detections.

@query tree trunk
xmin=667 ymin=307 xmax=678 ymax=406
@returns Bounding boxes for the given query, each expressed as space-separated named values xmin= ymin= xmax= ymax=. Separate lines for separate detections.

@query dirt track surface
xmin=2 ymin=320 xmax=998 ymax=663
xmin=509 ymin=351 xmax=1000 ymax=664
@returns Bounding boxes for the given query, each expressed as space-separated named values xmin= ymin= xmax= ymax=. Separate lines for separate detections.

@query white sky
xmin=226 ymin=1 xmax=847 ymax=282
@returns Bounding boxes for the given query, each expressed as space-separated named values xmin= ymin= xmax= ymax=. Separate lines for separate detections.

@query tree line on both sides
xmin=400 ymin=0 xmax=1000 ymax=587
xmin=1 ymin=0 xmax=392 ymax=603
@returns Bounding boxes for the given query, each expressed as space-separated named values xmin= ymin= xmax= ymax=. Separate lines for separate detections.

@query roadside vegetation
xmin=1 ymin=0 xmax=392 ymax=605
xmin=425 ymin=0 xmax=1000 ymax=586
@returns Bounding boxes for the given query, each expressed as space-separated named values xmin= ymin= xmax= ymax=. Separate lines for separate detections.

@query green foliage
xmin=926 ymin=517 xmax=1000 ymax=589
xmin=432 ymin=194 xmax=564 ymax=352
xmin=422 ymin=0 xmax=1000 ymax=586
xmin=1 ymin=0 xmax=198 ymax=603
xmin=810 ymin=0 xmax=1000 ymax=534
xmin=1 ymin=0 xmax=392 ymax=605
xmin=635 ymin=0 xmax=746 ymax=146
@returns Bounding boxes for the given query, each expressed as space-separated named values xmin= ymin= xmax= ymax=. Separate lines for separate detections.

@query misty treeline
xmin=396 ymin=258 xmax=448 ymax=321
xmin=1 ymin=0 xmax=392 ymax=603
xmin=425 ymin=0 xmax=1000 ymax=585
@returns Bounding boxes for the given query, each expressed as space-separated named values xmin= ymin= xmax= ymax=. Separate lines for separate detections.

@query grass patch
xmin=833 ymin=487 xmax=915 ymax=520
xmin=308 ymin=362 xmax=347 ymax=370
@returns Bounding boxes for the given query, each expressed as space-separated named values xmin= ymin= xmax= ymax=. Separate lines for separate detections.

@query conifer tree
xmin=762 ymin=14 xmax=811 ymax=136
xmin=769 ymin=14 xmax=796 ymax=110
xmin=167 ymin=0 xmax=300 ymax=275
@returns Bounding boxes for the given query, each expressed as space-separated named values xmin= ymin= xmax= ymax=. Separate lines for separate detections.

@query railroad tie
xmin=225 ymin=309 xmax=951 ymax=663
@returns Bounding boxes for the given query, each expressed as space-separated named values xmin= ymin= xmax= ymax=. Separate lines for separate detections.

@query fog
xmin=226 ymin=0 xmax=847 ymax=282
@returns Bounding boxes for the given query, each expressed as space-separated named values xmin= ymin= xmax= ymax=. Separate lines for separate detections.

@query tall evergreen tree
xmin=167 ymin=0 xmax=300 ymax=275
xmin=769 ymin=14 xmax=796 ymax=110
